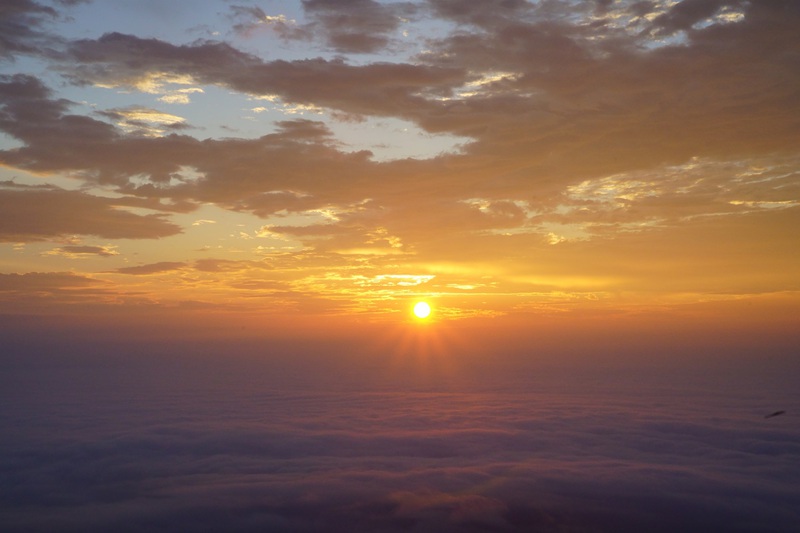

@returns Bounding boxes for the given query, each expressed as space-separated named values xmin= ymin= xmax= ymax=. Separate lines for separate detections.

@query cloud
xmin=227 ymin=1 xmax=417 ymax=53
xmin=427 ymin=0 xmax=535 ymax=29
xmin=1 ymin=350 xmax=798 ymax=532
xmin=192 ymin=258 xmax=268 ymax=273
xmin=415 ymin=1 xmax=800 ymax=169
xmin=0 ymin=271 xmax=126 ymax=313
xmin=0 ymin=73 xmax=116 ymax=156
xmin=301 ymin=0 xmax=417 ymax=53
xmin=43 ymin=244 xmax=119 ymax=258
xmin=227 ymin=5 xmax=302 ymax=40
xmin=0 ymin=270 xmax=99 ymax=291
xmin=14 ymin=1 xmax=791 ymax=235
xmin=0 ymin=0 xmax=60 ymax=60
xmin=0 ymin=182 xmax=181 ymax=242
xmin=112 ymin=261 xmax=187 ymax=275
xmin=0 ymin=1 xmax=797 ymax=316
xmin=96 ymin=106 xmax=191 ymax=137
xmin=647 ymin=0 xmax=749 ymax=36
xmin=61 ymin=32 xmax=466 ymax=120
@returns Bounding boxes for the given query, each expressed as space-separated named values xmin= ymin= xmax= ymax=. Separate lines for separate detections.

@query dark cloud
xmin=0 ymin=183 xmax=181 ymax=242
xmin=64 ymin=31 xmax=262 ymax=85
xmin=648 ymin=0 xmax=749 ymax=36
xmin=427 ymin=0 xmax=534 ymax=28
xmin=301 ymin=0 xmax=417 ymax=53
xmin=0 ymin=73 xmax=106 ymax=141
xmin=416 ymin=0 xmax=800 ymax=173
xmin=0 ymin=0 xmax=58 ymax=60
xmin=60 ymin=32 xmax=465 ymax=118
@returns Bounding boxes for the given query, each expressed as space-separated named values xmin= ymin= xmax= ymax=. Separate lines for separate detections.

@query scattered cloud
xmin=43 ymin=244 xmax=119 ymax=258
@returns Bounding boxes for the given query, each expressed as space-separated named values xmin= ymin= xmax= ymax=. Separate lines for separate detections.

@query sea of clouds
xmin=2 ymin=343 xmax=798 ymax=532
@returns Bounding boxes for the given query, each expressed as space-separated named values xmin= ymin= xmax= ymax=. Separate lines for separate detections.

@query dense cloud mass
xmin=1 ymin=349 xmax=799 ymax=533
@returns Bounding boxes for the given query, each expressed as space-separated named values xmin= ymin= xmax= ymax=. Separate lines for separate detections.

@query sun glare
xmin=413 ymin=301 xmax=431 ymax=319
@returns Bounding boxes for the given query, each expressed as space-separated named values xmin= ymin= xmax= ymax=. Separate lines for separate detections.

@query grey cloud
xmin=302 ymin=0 xmax=417 ymax=53
xmin=0 ymin=73 xmax=103 ymax=141
xmin=0 ymin=74 xmax=124 ymax=175
xmin=272 ymin=118 xmax=333 ymax=141
xmin=0 ymin=0 xmax=58 ymax=60
xmin=0 ymin=183 xmax=181 ymax=242
xmin=648 ymin=0 xmax=749 ymax=36
xmin=62 ymin=32 xmax=465 ymax=118
xmin=418 ymin=1 xmax=800 ymax=167
xmin=65 ymin=32 xmax=262 ymax=81
xmin=228 ymin=5 xmax=271 ymax=35
xmin=427 ymin=0 xmax=534 ymax=28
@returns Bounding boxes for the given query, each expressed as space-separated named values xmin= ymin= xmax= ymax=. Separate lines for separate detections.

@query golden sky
xmin=0 ymin=0 xmax=798 ymax=343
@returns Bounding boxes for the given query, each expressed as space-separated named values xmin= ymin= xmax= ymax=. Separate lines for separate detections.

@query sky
xmin=1 ymin=1 xmax=799 ymax=531
xmin=0 ymin=0 xmax=798 ymax=345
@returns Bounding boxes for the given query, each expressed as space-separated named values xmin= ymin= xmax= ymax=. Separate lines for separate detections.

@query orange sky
xmin=0 ymin=0 xmax=798 ymax=348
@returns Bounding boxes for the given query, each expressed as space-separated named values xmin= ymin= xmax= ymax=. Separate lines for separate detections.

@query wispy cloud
xmin=112 ymin=261 xmax=187 ymax=275
xmin=43 ymin=244 xmax=118 ymax=258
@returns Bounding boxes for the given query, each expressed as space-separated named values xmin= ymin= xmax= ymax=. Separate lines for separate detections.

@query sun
xmin=413 ymin=301 xmax=431 ymax=319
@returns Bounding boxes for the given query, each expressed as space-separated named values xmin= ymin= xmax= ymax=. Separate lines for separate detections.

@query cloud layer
xmin=1 ymin=349 xmax=799 ymax=532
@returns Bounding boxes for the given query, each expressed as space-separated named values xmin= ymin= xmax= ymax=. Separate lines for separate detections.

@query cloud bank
xmin=1 ymin=350 xmax=798 ymax=532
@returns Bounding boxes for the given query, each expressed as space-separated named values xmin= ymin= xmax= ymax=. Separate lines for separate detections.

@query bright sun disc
xmin=413 ymin=301 xmax=431 ymax=319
